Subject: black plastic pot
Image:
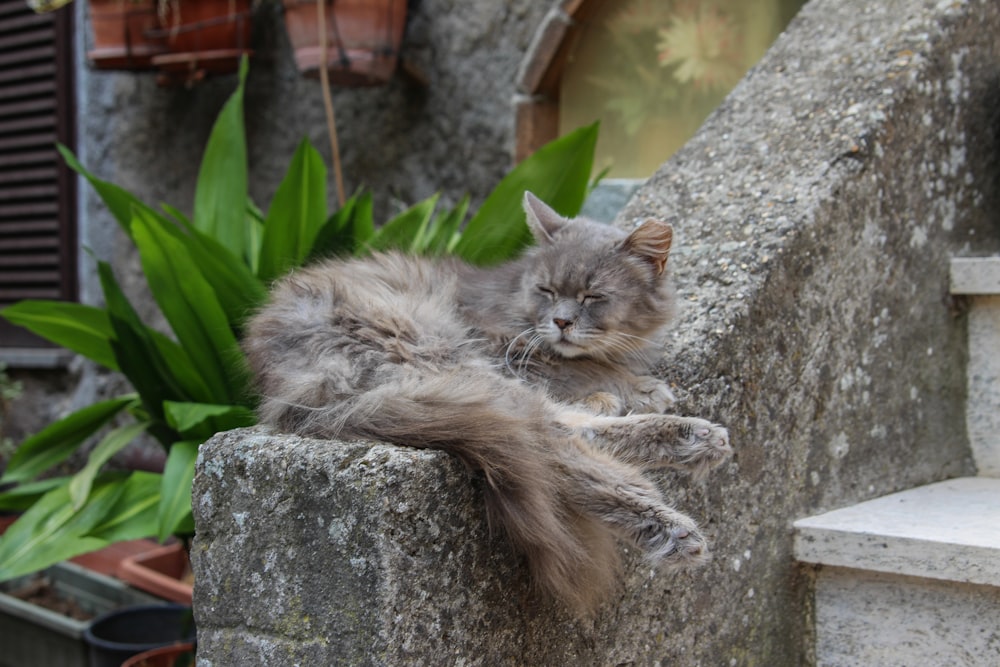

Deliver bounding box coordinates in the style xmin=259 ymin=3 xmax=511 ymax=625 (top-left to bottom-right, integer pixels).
xmin=83 ymin=603 xmax=196 ymax=667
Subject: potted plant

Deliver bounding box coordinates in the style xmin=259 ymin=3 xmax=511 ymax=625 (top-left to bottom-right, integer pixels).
xmin=152 ymin=0 xmax=255 ymax=84
xmin=0 ymin=56 xmax=598 ymax=593
xmin=87 ymin=0 xmax=167 ymax=70
xmin=28 ymin=0 xmax=254 ymax=81
xmin=282 ymin=0 xmax=407 ymax=86
xmin=122 ymin=641 xmax=196 ymax=667
xmin=0 ymin=560 xmax=160 ymax=667
xmin=84 ymin=603 xmax=195 ymax=667
xmin=117 ymin=541 xmax=192 ymax=604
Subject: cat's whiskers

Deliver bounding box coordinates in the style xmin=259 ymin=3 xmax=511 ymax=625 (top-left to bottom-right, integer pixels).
xmin=504 ymin=327 xmax=538 ymax=377
xmin=590 ymin=330 xmax=656 ymax=362
xmin=518 ymin=332 xmax=547 ymax=375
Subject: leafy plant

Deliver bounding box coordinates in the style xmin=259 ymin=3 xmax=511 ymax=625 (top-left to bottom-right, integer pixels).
xmin=0 ymin=59 xmax=598 ymax=581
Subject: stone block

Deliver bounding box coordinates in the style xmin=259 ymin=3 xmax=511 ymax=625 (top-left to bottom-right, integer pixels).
xmin=951 ymin=258 xmax=1000 ymax=295
xmin=194 ymin=0 xmax=1000 ymax=663
xmin=794 ymin=477 xmax=1000 ymax=586
xmin=192 ymin=428 xmax=596 ymax=665
xmin=814 ymin=567 xmax=1000 ymax=667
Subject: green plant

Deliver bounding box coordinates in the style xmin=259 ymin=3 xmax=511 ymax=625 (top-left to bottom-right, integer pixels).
xmin=0 ymin=59 xmax=598 ymax=581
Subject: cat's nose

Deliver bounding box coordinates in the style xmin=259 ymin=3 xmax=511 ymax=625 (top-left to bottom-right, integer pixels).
xmin=553 ymin=318 xmax=573 ymax=331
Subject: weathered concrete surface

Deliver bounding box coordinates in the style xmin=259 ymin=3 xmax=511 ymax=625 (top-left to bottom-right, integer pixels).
xmin=194 ymin=0 xmax=1000 ymax=664
xmin=194 ymin=429 xmax=589 ymax=666
xmin=814 ymin=567 xmax=1000 ymax=666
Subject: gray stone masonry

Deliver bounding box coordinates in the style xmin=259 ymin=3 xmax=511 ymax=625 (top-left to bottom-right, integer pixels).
xmin=193 ymin=0 xmax=1000 ymax=664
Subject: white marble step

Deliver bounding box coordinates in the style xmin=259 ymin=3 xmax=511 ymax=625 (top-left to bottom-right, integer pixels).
xmin=951 ymin=257 xmax=1000 ymax=294
xmin=793 ymin=476 xmax=1000 ymax=586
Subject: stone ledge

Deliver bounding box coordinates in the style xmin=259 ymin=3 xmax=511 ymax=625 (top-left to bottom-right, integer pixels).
xmin=951 ymin=258 xmax=1000 ymax=295
xmin=793 ymin=477 xmax=1000 ymax=586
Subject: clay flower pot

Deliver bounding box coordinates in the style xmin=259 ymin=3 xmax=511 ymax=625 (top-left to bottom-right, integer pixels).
xmin=151 ymin=0 xmax=253 ymax=83
xmin=87 ymin=0 xmax=167 ymax=70
xmin=121 ymin=640 xmax=196 ymax=667
xmin=116 ymin=542 xmax=193 ymax=605
xmin=282 ymin=0 xmax=407 ymax=86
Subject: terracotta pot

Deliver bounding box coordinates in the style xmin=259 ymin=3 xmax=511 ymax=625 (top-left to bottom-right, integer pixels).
xmin=70 ymin=539 xmax=161 ymax=578
xmin=282 ymin=0 xmax=407 ymax=86
xmin=151 ymin=0 xmax=253 ymax=81
xmin=116 ymin=543 xmax=193 ymax=605
xmin=121 ymin=641 xmax=196 ymax=667
xmin=87 ymin=0 xmax=166 ymax=70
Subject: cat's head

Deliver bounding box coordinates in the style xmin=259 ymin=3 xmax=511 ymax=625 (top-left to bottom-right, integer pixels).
xmin=519 ymin=192 xmax=675 ymax=361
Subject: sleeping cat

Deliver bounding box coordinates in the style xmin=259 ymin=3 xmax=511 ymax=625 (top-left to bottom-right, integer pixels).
xmin=243 ymin=192 xmax=731 ymax=616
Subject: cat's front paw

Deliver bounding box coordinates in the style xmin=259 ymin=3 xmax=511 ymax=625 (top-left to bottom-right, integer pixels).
xmin=630 ymin=376 xmax=676 ymax=414
xmin=675 ymin=418 xmax=732 ymax=479
xmin=581 ymin=392 xmax=624 ymax=416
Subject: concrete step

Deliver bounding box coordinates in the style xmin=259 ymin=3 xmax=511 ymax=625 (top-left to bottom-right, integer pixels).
xmin=794 ymin=477 xmax=1000 ymax=666
xmin=951 ymin=257 xmax=1000 ymax=476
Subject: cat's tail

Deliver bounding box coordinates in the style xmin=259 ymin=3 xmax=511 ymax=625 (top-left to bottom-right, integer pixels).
xmin=278 ymin=368 xmax=620 ymax=617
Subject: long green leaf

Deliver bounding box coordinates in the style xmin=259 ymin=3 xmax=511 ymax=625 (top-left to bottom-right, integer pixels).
xmin=131 ymin=210 xmax=243 ymax=403
xmin=163 ymin=401 xmax=256 ymax=441
xmin=68 ymin=422 xmax=148 ymax=510
xmin=453 ymin=122 xmax=599 ymax=265
xmin=258 ymin=139 xmax=328 ymax=282
xmin=157 ymin=441 xmax=199 ymax=542
xmin=0 ymin=301 xmax=118 ymax=370
xmin=307 ymin=195 xmax=360 ymax=262
xmin=87 ymin=471 xmax=161 ymax=543
xmin=194 ymin=57 xmax=250 ymax=263
xmin=0 ymin=475 xmax=127 ymax=581
xmin=367 ymin=194 xmax=439 ymax=254
xmin=58 ymin=144 xmax=158 ymax=239
xmin=184 ymin=227 xmax=267 ymax=331
xmin=0 ymin=477 xmax=68 ymax=512
xmin=1 ymin=396 xmax=136 ymax=485
xmin=140 ymin=206 xmax=266 ymax=335
xmin=98 ymin=262 xmax=196 ymax=432
xmin=428 ymin=196 xmax=470 ymax=255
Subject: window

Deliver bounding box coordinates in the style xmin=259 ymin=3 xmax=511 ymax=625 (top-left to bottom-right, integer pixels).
xmin=0 ymin=1 xmax=76 ymax=351
xmin=517 ymin=0 xmax=806 ymax=177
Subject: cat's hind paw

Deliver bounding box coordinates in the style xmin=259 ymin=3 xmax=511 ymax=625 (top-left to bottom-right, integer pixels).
xmin=644 ymin=516 xmax=710 ymax=568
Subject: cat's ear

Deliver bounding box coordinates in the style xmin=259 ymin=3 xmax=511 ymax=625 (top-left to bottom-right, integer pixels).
xmin=622 ymin=220 xmax=673 ymax=276
xmin=523 ymin=191 xmax=567 ymax=244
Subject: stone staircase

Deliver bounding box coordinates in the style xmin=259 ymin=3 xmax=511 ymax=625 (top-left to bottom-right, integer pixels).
xmin=793 ymin=258 xmax=1000 ymax=666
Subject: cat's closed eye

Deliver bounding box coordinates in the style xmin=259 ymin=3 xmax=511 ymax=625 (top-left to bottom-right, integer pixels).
xmin=581 ymin=294 xmax=604 ymax=305
xmin=537 ymin=285 xmax=555 ymax=299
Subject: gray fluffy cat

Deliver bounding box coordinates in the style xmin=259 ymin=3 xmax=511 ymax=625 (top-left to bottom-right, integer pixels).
xmin=244 ymin=192 xmax=731 ymax=616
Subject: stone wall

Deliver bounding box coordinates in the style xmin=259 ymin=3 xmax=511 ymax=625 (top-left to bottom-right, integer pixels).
xmin=192 ymin=0 xmax=999 ymax=663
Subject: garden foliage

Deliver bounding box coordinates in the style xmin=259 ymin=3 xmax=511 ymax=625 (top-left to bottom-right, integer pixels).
xmin=0 ymin=60 xmax=598 ymax=580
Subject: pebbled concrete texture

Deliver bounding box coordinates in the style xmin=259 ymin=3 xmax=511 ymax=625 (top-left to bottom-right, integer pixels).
xmin=193 ymin=0 xmax=1000 ymax=664
xmin=814 ymin=567 xmax=1000 ymax=667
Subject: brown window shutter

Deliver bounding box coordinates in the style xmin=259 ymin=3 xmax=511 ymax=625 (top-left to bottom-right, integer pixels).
xmin=0 ymin=0 xmax=76 ymax=349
